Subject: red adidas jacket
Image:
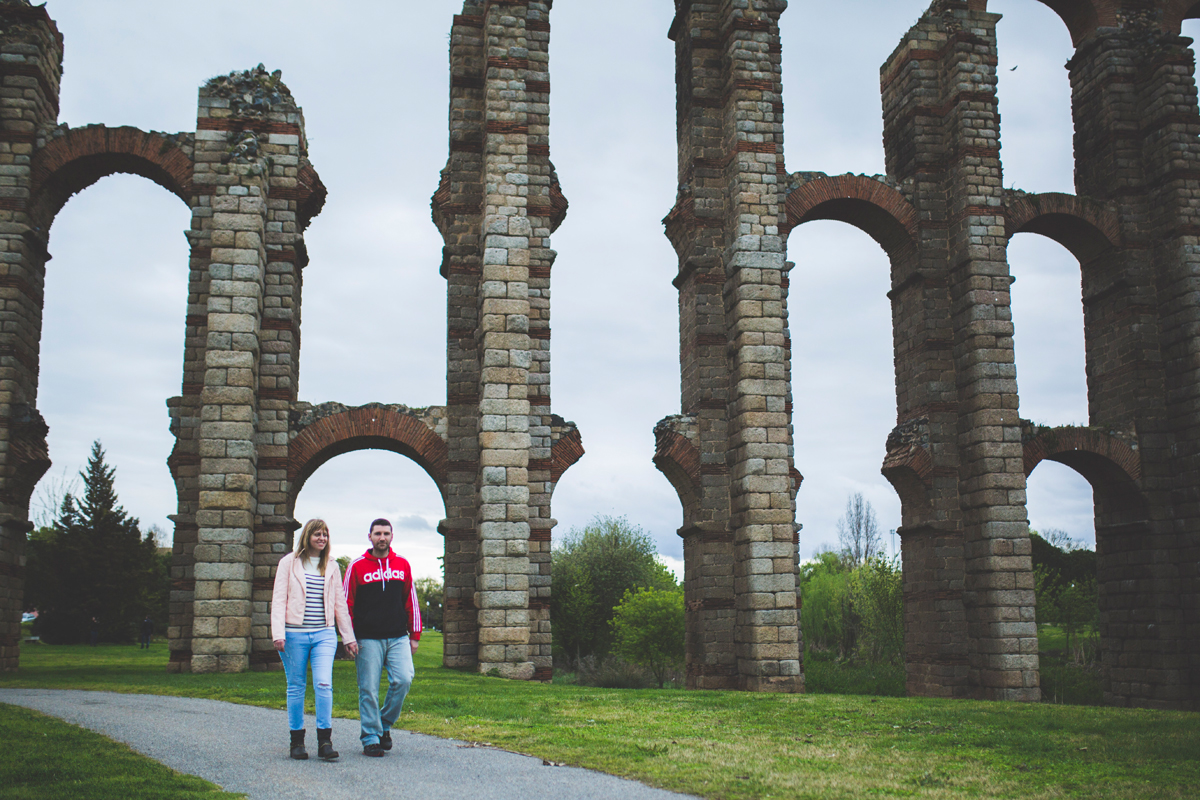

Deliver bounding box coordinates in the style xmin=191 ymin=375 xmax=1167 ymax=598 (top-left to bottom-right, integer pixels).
xmin=342 ymin=548 xmax=422 ymax=642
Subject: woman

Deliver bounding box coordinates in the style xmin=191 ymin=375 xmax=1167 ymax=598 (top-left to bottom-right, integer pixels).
xmin=271 ymin=518 xmax=358 ymax=760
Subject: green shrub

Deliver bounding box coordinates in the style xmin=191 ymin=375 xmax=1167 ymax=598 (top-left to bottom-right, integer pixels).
xmin=848 ymin=556 xmax=903 ymax=664
xmin=574 ymin=654 xmax=658 ymax=689
xmin=551 ymin=515 xmax=676 ymax=662
xmin=610 ymin=587 xmax=685 ymax=688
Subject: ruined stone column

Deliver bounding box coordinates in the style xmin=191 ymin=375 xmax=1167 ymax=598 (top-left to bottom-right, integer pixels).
xmin=660 ymin=0 xmax=802 ymax=692
xmin=881 ymin=2 xmax=1037 ymax=701
xmin=185 ymin=68 xmax=282 ymax=674
xmin=0 ymin=0 xmax=58 ymax=671
xmin=437 ymin=7 xmax=488 ymax=670
xmin=1066 ymin=13 xmax=1200 ymax=710
xmin=434 ymin=0 xmax=573 ymax=679
xmin=719 ymin=0 xmax=802 ymax=692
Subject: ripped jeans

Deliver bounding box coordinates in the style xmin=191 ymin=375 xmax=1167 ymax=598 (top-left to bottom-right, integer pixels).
xmin=280 ymin=626 xmax=337 ymax=730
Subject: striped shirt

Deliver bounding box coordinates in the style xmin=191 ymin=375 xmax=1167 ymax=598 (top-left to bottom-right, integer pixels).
xmin=287 ymin=558 xmax=330 ymax=629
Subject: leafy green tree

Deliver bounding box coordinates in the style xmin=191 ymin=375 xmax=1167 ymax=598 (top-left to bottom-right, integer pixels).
xmin=1031 ymin=529 xmax=1099 ymax=662
xmin=848 ymin=555 xmax=903 ymax=664
xmin=551 ymin=515 xmax=676 ymax=661
xmin=799 ymin=549 xmax=854 ymax=656
xmin=24 ymin=442 xmax=165 ymax=643
xmin=610 ymin=587 xmax=685 ymax=688
xmin=414 ymin=577 xmax=443 ymax=631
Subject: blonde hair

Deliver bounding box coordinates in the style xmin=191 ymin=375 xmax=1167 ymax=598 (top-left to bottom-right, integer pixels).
xmin=295 ymin=518 xmax=331 ymax=575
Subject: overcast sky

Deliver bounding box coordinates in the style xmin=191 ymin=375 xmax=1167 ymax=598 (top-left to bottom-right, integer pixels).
xmin=32 ymin=0 xmax=1183 ymax=579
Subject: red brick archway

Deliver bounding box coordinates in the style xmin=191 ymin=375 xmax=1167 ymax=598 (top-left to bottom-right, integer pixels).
xmin=29 ymin=125 xmax=193 ymax=228
xmin=653 ymin=424 xmax=702 ymax=527
xmin=288 ymin=406 xmax=449 ymax=509
xmin=974 ymin=1 xmax=1200 ymax=46
xmin=1023 ymin=425 xmax=1144 ymax=509
xmin=1005 ymin=192 xmax=1120 ymax=264
xmin=1164 ymin=0 xmax=1200 ymax=33
xmin=785 ymin=174 xmax=919 ymax=267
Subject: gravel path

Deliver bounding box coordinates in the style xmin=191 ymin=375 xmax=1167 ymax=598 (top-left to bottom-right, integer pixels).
xmin=0 ymin=688 xmax=697 ymax=800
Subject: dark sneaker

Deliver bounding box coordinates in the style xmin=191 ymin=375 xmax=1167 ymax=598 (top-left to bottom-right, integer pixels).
xmin=363 ymin=743 xmax=385 ymax=757
xmin=380 ymin=731 xmax=393 ymax=751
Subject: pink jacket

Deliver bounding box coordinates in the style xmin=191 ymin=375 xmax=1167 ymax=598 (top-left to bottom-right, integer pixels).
xmin=270 ymin=552 xmax=356 ymax=644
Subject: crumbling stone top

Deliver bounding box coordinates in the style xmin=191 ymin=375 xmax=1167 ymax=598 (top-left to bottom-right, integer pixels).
xmin=202 ymin=63 xmax=294 ymax=118
xmin=290 ymin=401 xmax=446 ymax=437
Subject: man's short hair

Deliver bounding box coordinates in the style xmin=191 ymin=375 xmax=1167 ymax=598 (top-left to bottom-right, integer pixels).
xmin=369 ymin=517 xmax=392 ymax=533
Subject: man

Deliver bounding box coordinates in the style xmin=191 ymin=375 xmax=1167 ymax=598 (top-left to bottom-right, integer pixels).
xmin=139 ymin=616 xmax=154 ymax=649
xmin=343 ymin=518 xmax=421 ymax=757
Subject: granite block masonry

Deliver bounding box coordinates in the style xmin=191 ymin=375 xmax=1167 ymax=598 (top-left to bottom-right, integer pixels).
xmin=0 ymin=0 xmax=1193 ymax=709
xmin=654 ymin=0 xmax=1198 ymax=708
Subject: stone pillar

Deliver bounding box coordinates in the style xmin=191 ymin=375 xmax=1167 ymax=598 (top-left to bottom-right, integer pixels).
xmin=879 ymin=6 xmax=970 ymax=699
xmin=434 ymin=0 xmax=571 ymax=679
xmin=520 ymin=1 xmax=564 ymax=682
xmin=661 ymin=0 xmax=802 ymax=692
xmin=185 ymin=67 xmax=283 ymax=674
xmin=881 ymin=2 xmax=1037 ymax=701
xmin=437 ymin=5 xmax=488 ymax=671
xmin=472 ymin=0 xmax=540 ymax=682
xmin=719 ymin=0 xmax=801 ymax=693
xmin=252 ymin=86 xmax=315 ymax=671
xmin=1066 ymin=13 xmax=1200 ymax=710
xmin=0 ymin=1 xmax=59 ymax=671
xmin=934 ymin=5 xmax=1037 ymax=703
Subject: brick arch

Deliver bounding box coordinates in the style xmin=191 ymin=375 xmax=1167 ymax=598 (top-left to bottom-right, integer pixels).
xmin=550 ymin=427 xmax=584 ymax=486
xmin=652 ymin=423 xmax=702 ymax=526
xmin=785 ymin=174 xmax=919 ymax=266
xmin=970 ymin=1 xmax=1108 ymax=47
xmin=1164 ymin=0 xmax=1200 ymax=32
xmin=1023 ymin=425 xmax=1144 ymax=509
xmin=29 ymin=125 xmax=193 ymax=229
xmin=882 ymin=443 xmax=935 ymax=514
xmin=975 ymin=1 xmax=1198 ymax=46
xmin=288 ymin=407 xmax=449 ymax=508
xmin=1005 ymin=192 xmax=1120 ymax=264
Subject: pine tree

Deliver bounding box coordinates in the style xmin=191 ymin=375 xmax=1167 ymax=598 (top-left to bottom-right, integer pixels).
xmin=25 ymin=441 xmax=166 ymax=643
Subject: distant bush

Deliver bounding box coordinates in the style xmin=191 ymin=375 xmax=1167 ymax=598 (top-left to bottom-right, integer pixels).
xmin=573 ymin=654 xmax=661 ymax=690
xmin=804 ymin=648 xmax=905 ymax=696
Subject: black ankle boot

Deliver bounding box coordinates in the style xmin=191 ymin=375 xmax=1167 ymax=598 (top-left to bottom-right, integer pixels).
xmin=317 ymin=728 xmax=338 ymax=761
xmin=289 ymin=729 xmax=308 ymax=760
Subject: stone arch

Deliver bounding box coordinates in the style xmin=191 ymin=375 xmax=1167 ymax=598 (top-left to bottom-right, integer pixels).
xmin=785 ymin=174 xmax=919 ymax=268
xmin=288 ymin=405 xmax=450 ymax=510
xmin=29 ymin=125 xmax=193 ymax=229
xmin=1022 ymin=424 xmax=1145 ymax=511
xmin=1004 ymin=191 xmax=1120 ymax=265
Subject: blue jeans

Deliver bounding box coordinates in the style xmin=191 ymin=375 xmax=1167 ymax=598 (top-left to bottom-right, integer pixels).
xmin=356 ymin=636 xmax=414 ymax=746
xmin=280 ymin=627 xmax=337 ymax=730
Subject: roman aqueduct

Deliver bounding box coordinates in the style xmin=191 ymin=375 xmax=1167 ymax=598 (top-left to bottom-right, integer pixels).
xmin=0 ymin=0 xmax=1195 ymax=710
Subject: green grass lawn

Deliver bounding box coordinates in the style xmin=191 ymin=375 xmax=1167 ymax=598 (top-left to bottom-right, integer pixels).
xmin=0 ymin=702 xmax=245 ymax=799
xmin=3 ymin=634 xmax=1197 ymax=799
